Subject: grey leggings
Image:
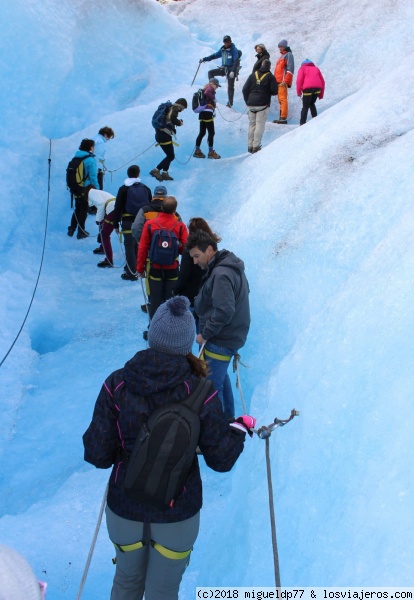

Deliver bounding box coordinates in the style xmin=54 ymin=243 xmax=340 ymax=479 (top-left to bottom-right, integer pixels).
xmin=106 ymin=506 xmax=200 ymax=600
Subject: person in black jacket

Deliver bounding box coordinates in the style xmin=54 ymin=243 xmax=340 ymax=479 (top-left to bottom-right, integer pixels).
xmin=242 ymin=59 xmax=278 ymax=153
xmin=113 ymin=165 xmax=152 ymax=281
xmin=83 ymin=296 xmax=255 ymax=600
xmin=252 ymin=43 xmax=270 ymax=72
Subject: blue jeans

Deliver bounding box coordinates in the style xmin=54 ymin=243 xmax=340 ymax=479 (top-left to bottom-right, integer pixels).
xmin=204 ymin=341 xmax=236 ymax=419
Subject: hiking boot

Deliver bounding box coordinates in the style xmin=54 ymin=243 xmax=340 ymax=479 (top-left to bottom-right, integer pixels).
xmin=97 ymin=259 xmax=113 ymax=268
xmin=121 ymin=272 xmax=138 ymax=281
xmin=248 ymin=147 xmax=253 ymax=153
xmin=226 ymin=102 xmax=233 ymax=108
xmin=150 ymin=168 xmax=163 ymax=181
xmin=252 ymin=146 xmax=262 ymax=153
xmin=93 ymin=246 xmax=105 ymax=254
xmin=161 ymin=171 xmax=174 ymax=181
xmin=193 ymin=148 xmax=206 ymax=158
xmin=67 ymin=226 xmax=75 ymax=237
xmin=77 ymin=230 xmax=90 ymax=239
xmin=208 ymin=150 xmax=221 ymax=159
xmin=273 ymin=118 xmax=288 ymax=124
xmin=141 ymin=303 xmax=149 ymax=313
xmin=143 ymin=330 xmax=149 ymax=341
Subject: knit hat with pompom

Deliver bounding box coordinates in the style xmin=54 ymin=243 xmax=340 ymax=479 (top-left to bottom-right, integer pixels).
xmin=0 ymin=545 xmax=42 ymax=600
xmin=148 ymin=296 xmax=195 ymax=356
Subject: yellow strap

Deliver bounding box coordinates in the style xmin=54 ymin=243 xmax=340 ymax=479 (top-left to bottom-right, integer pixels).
xmin=204 ymin=348 xmax=232 ymax=362
xmin=155 ymin=140 xmax=179 ymax=147
xmin=200 ymin=118 xmax=214 ymax=122
xmin=114 ymin=540 xmax=145 ymax=553
xmin=152 ymin=541 xmax=192 ymax=560
xmin=122 ymin=212 xmax=134 ymax=217
xmin=303 ymin=90 xmax=321 ymax=96
xmin=254 ymin=71 xmax=269 ymax=85
xmin=104 ymin=218 xmax=113 ymax=224
xmin=105 ymin=198 xmax=115 ymax=210
xmin=149 ymin=274 xmax=178 ymax=282
xmin=122 ymin=229 xmax=132 ymax=234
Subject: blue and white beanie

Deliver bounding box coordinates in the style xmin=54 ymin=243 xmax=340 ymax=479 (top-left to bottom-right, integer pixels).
xmin=148 ymin=296 xmax=195 ymax=356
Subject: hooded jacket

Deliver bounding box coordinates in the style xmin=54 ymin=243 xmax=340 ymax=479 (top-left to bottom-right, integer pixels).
xmin=74 ymin=149 xmax=99 ymax=189
xmin=242 ymin=62 xmax=278 ymax=107
xmin=274 ymin=46 xmax=295 ymax=86
xmin=296 ymin=60 xmax=325 ymax=98
xmin=203 ymin=42 xmax=240 ymax=71
xmin=88 ymin=189 xmax=115 ymax=222
xmin=83 ymin=349 xmax=246 ymax=523
xmin=194 ymin=250 xmax=250 ymax=351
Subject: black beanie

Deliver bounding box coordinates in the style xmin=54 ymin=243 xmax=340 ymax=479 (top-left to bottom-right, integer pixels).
xmin=176 ymin=98 xmax=188 ymax=109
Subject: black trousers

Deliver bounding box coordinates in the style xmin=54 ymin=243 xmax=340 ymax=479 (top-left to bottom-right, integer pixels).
xmin=208 ymin=66 xmax=235 ymax=105
xmin=148 ymin=267 xmax=179 ymax=319
xmin=155 ymin=130 xmax=175 ymax=172
xmin=97 ymin=169 xmax=104 ymax=190
xmin=300 ymin=89 xmax=320 ymax=125
xmin=70 ymin=194 xmax=88 ymax=233
xmin=121 ymin=219 xmax=137 ymax=275
xmin=195 ymin=112 xmax=215 ymax=148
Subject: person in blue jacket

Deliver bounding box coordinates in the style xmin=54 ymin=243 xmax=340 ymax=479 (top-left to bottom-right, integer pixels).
xmin=200 ymin=35 xmax=241 ymax=108
xmin=67 ymin=138 xmax=99 ymax=239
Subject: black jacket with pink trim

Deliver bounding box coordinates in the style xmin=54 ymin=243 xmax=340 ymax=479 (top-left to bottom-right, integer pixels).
xmin=83 ymin=349 xmax=246 ymax=523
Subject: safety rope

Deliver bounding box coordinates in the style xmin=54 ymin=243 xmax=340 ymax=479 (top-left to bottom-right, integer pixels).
xmin=174 ymin=145 xmax=197 ymax=166
xmin=105 ymin=143 xmax=156 ymax=180
xmin=215 ymin=103 xmax=247 ymax=122
xmin=75 ymin=482 xmax=109 ymax=600
xmin=0 ymin=140 xmax=52 ymax=369
xmin=232 ymin=353 xmax=249 ymax=414
xmin=252 ymin=410 xmax=300 ymax=588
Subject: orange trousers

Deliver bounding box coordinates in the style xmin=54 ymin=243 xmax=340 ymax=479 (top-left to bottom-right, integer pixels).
xmin=277 ymin=83 xmax=289 ymax=119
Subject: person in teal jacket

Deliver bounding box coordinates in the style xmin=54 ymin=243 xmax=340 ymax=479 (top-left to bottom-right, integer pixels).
xmin=200 ymin=35 xmax=241 ymax=107
xmin=67 ymin=139 xmax=99 ymax=240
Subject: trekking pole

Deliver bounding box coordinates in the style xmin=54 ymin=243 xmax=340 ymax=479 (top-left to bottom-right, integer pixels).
xmin=191 ymin=62 xmax=202 ymax=86
xmin=75 ymin=482 xmax=109 ymax=600
xmin=252 ymin=409 xmax=299 ymax=589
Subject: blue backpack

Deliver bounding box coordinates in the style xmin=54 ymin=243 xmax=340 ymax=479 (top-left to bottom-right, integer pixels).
xmin=125 ymin=183 xmax=150 ymax=216
xmin=149 ymin=220 xmax=179 ymax=266
xmin=152 ymin=101 xmax=172 ymax=130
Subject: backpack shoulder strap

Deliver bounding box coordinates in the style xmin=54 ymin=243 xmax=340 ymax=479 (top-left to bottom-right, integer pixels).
xmin=182 ymin=378 xmax=214 ymax=414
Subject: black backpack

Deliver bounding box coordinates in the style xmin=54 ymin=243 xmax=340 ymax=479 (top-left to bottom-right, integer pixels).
xmin=66 ymin=155 xmax=89 ymax=195
xmin=192 ymin=89 xmax=207 ymax=113
xmin=123 ymin=378 xmax=213 ymax=510
xmin=148 ymin=220 xmax=179 ymax=266
xmin=125 ymin=183 xmax=150 ymax=216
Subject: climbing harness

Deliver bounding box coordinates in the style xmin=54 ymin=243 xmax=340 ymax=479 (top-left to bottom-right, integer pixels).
xmin=75 ymin=482 xmax=109 ymax=600
xmin=252 ymin=409 xmax=299 ymax=589
xmin=0 ymin=141 xmax=52 ymax=369
xmin=151 ymin=541 xmax=192 ymax=561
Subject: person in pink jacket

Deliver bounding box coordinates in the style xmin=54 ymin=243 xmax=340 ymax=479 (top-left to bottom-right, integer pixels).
xmin=296 ymin=59 xmax=325 ymax=125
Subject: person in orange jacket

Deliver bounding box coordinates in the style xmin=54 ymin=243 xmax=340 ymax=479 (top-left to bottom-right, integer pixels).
xmin=272 ymin=39 xmax=294 ymax=124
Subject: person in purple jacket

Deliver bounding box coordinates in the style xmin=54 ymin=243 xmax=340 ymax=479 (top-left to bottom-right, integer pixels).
xmin=83 ymin=296 xmax=255 ymax=600
xmin=296 ymin=59 xmax=325 ymax=125
xmin=193 ymin=78 xmax=221 ymax=159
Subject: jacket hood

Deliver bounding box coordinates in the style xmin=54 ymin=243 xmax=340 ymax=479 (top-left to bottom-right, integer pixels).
xmin=209 ymin=249 xmax=245 ymax=276
xmin=124 ymin=177 xmax=141 ymax=186
xmin=75 ymin=150 xmax=94 ymax=158
xmin=123 ymin=348 xmax=192 ymax=397
xmin=259 ymin=61 xmax=271 ymax=73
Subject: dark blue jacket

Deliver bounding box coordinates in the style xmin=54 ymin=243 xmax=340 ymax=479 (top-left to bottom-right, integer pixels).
xmin=83 ymin=349 xmax=246 ymax=523
xmin=204 ymin=43 xmax=239 ymax=71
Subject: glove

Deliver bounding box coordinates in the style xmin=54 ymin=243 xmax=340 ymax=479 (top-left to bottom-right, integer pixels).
xmin=231 ymin=415 xmax=256 ymax=437
xmin=229 ymin=71 xmax=235 ymax=79
xmin=199 ymin=58 xmax=205 ymax=64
